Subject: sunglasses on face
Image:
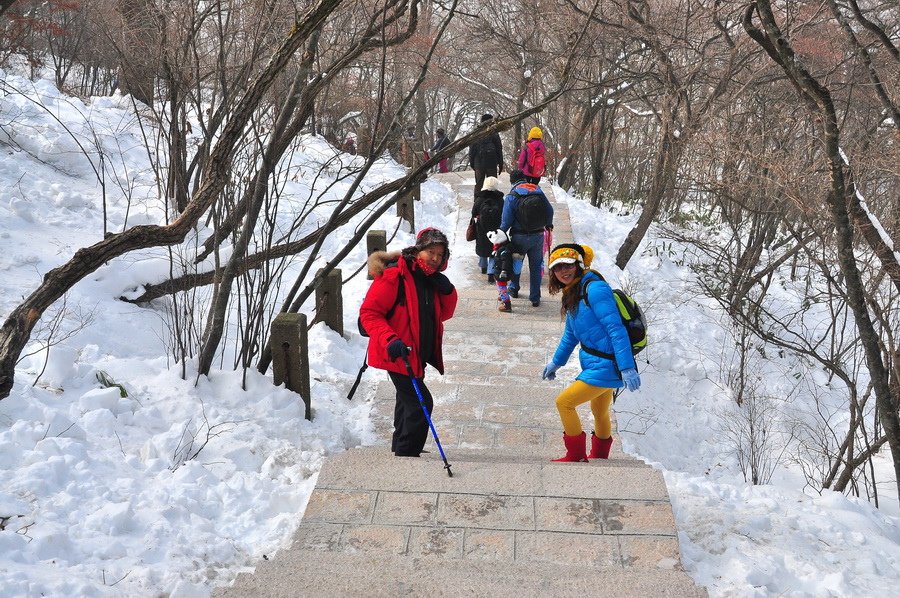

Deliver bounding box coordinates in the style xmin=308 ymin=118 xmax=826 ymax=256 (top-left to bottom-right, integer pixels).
xmin=552 ymin=262 xmax=577 ymax=271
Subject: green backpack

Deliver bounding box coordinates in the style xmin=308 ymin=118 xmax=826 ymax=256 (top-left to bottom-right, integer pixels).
xmin=581 ymin=274 xmax=647 ymax=359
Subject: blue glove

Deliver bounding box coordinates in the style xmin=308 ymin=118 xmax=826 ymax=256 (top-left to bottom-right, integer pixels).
xmin=387 ymin=339 xmax=410 ymax=361
xmin=621 ymin=368 xmax=641 ymax=392
xmin=542 ymin=362 xmax=560 ymax=381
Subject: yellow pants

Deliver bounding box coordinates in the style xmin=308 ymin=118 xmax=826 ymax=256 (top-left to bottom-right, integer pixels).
xmin=555 ymin=380 xmax=613 ymax=438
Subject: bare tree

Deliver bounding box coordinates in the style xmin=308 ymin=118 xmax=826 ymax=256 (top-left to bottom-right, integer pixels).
xmin=743 ymin=0 xmax=900 ymax=505
xmin=0 ymin=0 xmax=346 ymax=399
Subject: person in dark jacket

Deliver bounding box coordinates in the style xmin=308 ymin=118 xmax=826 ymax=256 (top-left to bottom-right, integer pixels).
xmin=430 ymin=128 xmax=451 ymax=173
xmin=500 ymin=169 xmax=554 ymax=307
xmin=471 ymin=176 xmax=505 ymax=281
xmin=541 ymin=244 xmax=641 ymax=462
xmin=468 ymin=113 xmax=504 ymax=196
xmin=359 ymin=228 xmax=458 ymax=457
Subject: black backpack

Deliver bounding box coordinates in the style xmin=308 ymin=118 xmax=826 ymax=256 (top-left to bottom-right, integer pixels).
xmin=478 ymin=137 xmax=498 ymax=165
xmin=478 ymin=198 xmax=503 ymax=232
xmin=357 ymin=275 xmax=405 ymax=337
xmin=516 ymin=192 xmax=548 ymax=231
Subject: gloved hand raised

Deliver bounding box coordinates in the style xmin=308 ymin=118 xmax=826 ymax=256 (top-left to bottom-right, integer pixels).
xmin=621 ymin=368 xmax=641 ymax=392
xmin=387 ymin=339 xmax=410 ymax=361
xmin=542 ymin=362 xmax=560 ymax=381
xmin=431 ymin=272 xmax=455 ymax=295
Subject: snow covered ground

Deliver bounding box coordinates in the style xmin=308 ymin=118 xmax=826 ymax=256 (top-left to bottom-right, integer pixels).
xmin=0 ymin=69 xmax=897 ymax=597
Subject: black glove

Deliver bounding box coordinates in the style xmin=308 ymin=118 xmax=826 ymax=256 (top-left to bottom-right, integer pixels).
xmin=387 ymin=339 xmax=410 ymax=361
xmin=431 ymin=272 xmax=455 ymax=295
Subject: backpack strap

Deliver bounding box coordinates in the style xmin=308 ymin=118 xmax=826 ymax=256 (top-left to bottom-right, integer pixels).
xmin=579 ymin=273 xmax=619 ymax=366
xmin=386 ymin=273 xmax=406 ymax=320
xmin=579 ymin=271 xmax=605 ymax=308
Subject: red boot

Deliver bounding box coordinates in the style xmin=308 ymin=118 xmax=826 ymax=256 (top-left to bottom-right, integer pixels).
xmin=588 ymin=432 xmax=613 ymax=459
xmin=552 ymin=432 xmax=589 ymax=462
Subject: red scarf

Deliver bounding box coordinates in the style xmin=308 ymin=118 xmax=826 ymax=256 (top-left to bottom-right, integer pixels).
xmin=415 ymin=257 xmax=437 ymax=276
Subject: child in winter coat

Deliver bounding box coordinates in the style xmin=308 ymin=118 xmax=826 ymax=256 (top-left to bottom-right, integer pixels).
xmin=486 ymin=229 xmax=518 ymax=312
xmin=517 ymin=126 xmax=547 ymax=185
xmin=540 ymin=243 xmax=641 ymax=462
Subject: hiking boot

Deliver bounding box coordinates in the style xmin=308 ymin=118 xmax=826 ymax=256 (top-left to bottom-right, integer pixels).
xmin=510 ymin=288 xmax=519 ymax=298
xmin=498 ymin=300 xmax=512 ymax=312
xmin=532 ymin=300 xmax=540 ymax=307
xmin=481 ymin=266 xmax=487 ymax=274
xmin=487 ymin=274 xmax=495 ymax=283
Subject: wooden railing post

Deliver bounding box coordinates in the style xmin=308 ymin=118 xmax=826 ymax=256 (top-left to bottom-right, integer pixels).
xmin=397 ymin=186 xmax=416 ymax=230
xmin=315 ymin=268 xmax=343 ymax=336
xmin=366 ymin=230 xmax=387 ymax=280
xmin=270 ymin=313 xmax=311 ymax=420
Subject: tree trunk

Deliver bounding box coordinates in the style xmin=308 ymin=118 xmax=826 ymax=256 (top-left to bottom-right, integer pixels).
xmin=557 ymin=96 xmax=607 ymax=190
xmin=615 ymin=96 xmax=680 ymax=269
xmin=116 ymin=0 xmax=162 ymax=106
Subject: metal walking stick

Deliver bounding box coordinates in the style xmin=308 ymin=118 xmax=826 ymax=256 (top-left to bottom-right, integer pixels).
xmin=402 ymin=356 xmax=453 ymax=477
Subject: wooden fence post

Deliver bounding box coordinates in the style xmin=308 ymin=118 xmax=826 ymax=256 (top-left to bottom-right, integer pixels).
xmin=397 ymin=186 xmax=416 ymax=230
xmin=315 ymin=268 xmax=343 ymax=336
xmin=366 ymin=230 xmax=387 ymax=280
xmin=270 ymin=313 xmax=311 ymax=420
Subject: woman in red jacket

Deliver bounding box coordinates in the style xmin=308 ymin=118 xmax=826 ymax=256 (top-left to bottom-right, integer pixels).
xmin=359 ymin=228 xmax=458 ymax=457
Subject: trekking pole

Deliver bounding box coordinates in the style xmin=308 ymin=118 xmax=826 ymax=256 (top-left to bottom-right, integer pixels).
xmin=402 ymin=356 xmax=453 ymax=477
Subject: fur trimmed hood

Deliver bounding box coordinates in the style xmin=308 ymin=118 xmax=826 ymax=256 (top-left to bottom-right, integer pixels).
xmin=367 ymin=250 xmax=402 ymax=279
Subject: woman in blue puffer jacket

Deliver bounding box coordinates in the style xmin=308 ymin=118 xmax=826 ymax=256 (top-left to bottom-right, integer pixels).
xmin=541 ymin=243 xmax=641 ymax=462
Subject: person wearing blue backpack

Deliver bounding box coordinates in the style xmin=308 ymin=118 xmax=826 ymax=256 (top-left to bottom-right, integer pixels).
xmin=541 ymin=243 xmax=641 ymax=462
xmin=500 ymin=169 xmax=554 ymax=307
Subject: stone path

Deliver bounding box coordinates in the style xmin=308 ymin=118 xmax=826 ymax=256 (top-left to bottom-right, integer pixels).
xmin=217 ymin=172 xmax=706 ymax=597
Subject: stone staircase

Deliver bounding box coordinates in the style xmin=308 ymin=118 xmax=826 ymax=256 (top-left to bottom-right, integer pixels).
xmin=215 ymin=172 xmax=706 ymax=597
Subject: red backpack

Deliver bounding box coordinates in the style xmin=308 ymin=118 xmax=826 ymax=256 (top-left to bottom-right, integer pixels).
xmin=527 ymin=141 xmax=546 ymax=176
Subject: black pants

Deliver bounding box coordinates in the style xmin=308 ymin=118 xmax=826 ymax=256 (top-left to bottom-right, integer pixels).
xmin=474 ymin=166 xmax=498 ymax=196
xmin=388 ymin=371 xmax=433 ymax=456
xmin=525 ymin=175 xmax=541 ymax=185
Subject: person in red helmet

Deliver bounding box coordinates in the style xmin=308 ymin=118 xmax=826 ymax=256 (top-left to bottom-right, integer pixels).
xmin=359 ymin=228 xmax=458 ymax=457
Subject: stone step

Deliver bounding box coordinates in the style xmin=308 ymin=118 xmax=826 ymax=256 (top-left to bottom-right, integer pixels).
xmin=366 ymin=379 xmax=630 ymax=458
xmin=311 ymin=447 xmax=660 ymax=497
xmin=213 ymin=548 xmax=706 ymax=598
